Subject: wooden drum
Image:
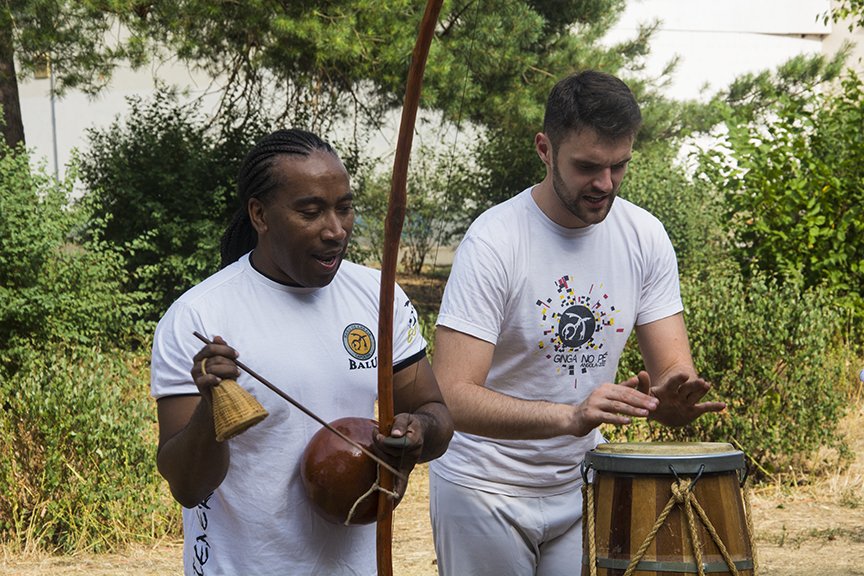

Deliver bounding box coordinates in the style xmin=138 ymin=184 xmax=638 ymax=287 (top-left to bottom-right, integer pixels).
xmin=581 ymin=442 xmax=755 ymax=576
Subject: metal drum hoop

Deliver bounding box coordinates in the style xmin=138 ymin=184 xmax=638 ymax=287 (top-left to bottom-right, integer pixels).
xmin=581 ymin=442 xmax=746 ymax=483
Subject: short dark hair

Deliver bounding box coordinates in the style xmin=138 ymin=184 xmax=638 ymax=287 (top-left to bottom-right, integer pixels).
xmin=542 ymin=70 xmax=642 ymax=148
xmin=220 ymin=129 xmax=338 ymax=268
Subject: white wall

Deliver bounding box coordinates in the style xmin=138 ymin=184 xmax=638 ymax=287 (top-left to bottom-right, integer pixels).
xmin=603 ymin=0 xmax=841 ymax=100
xmin=18 ymin=62 xmax=217 ymax=178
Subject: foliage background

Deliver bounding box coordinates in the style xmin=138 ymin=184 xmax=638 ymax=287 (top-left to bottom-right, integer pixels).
xmin=1 ymin=0 xmax=863 ymax=555
xmin=0 ymin=142 xmax=169 ymax=552
xmin=78 ymin=90 xmax=269 ymax=322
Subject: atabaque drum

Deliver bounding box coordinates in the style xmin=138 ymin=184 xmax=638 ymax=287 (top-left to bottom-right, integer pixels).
xmin=581 ymin=442 xmax=754 ymax=575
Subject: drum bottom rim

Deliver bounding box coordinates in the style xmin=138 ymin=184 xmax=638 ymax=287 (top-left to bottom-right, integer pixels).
xmin=585 ymin=556 xmax=754 ymax=573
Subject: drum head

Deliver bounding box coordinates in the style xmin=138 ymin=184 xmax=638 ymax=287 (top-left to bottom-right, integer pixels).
xmin=584 ymin=442 xmax=745 ymax=475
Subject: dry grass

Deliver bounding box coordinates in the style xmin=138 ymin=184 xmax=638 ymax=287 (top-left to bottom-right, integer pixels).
xmin=0 ymin=467 xmax=437 ymax=576
xmin=749 ymin=403 xmax=864 ymax=575
xmin=4 ymin=406 xmax=864 ymax=575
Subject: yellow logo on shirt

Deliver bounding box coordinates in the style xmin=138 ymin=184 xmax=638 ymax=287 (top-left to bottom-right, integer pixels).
xmin=342 ymin=323 xmax=376 ymax=361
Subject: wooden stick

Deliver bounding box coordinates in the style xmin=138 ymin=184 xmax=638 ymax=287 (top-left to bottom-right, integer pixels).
xmin=376 ymin=1 xmax=445 ymax=574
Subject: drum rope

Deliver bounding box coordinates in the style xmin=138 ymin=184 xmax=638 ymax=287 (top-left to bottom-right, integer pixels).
xmin=682 ymin=479 xmax=742 ymax=576
xmin=618 ymin=478 xmax=687 ymax=576
xmin=681 ymin=486 xmax=706 ymax=574
xmin=622 ymin=478 xmax=741 ymax=576
xmin=584 ymin=481 xmax=598 ymax=576
xmin=343 ymin=464 xmax=400 ymax=526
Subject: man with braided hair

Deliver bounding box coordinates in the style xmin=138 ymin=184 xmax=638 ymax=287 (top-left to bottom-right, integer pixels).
xmin=151 ymin=128 xmax=453 ymax=575
xmin=429 ymin=70 xmax=726 ymax=575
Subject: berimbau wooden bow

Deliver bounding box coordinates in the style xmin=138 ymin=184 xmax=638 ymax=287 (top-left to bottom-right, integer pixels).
xmin=376 ymin=1 xmax=444 ymax=574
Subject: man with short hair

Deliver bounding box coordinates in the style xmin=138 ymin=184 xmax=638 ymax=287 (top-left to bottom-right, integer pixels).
xmin=429 ymin=70 xmax=725 ymax=576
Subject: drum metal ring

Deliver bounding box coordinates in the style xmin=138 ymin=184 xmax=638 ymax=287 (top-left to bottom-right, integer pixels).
xmin=583 ymin=443 xmax=745 ymax=476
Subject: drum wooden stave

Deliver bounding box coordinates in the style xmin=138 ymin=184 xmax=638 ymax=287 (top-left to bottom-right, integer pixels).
xmin=582 ymin=442 xmax=755 ymax=576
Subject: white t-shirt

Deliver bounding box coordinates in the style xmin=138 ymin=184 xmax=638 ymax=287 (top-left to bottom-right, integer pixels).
xmin=430 ymin=189 xmax=682 ymax=496
xmin=151 ymin=254 xmax=426 ymax=576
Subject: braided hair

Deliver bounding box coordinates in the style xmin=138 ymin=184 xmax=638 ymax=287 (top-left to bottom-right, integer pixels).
xmin=220 ymin=129 xmax=337 ymax=268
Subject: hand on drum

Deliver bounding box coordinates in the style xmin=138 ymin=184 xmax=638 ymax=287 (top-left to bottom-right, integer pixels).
xmin=374 ymin=411 xmax=427 ymax=500
xmin=644 ymin=370 xmax=727 ymax=427
xmin=191 ymin=335 xmax=241 ymax=404
xmin=569 ymin=372 xmax=658 ymax=437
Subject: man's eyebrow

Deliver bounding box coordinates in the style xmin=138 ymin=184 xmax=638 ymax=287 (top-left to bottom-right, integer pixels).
xmin=292 ymin=192 xmax=354 ymax=206
xmin=573 ymin=156 xmax=632 ymax=167
xmin=292 ymin=195 xmax=325 ymax=206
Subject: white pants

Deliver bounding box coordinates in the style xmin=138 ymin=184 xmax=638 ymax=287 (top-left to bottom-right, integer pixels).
xmin=430 ymin=471 xmax=584 ymax=576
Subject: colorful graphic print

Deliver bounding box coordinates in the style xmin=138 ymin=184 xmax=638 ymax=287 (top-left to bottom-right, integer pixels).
xmin=536 ymin=275 xmax=625 ymax=376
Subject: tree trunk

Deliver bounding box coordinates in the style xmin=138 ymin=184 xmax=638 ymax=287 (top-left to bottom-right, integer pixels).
xmin=0 ymin=22 xmax=25 ymax=149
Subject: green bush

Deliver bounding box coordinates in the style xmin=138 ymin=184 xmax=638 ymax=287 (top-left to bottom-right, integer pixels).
xmin=684 ymin=264 xmax=849 ymax=471
xmin=701 ymin=72 xmax=864 ymax=329
xmin=614 ymin=260 xmax=852 ymax=478
xmin=0 ymin=145 xmax=145 ymax=369
xmin=620 ymin=142 xmax=726 ymax=275
xmin=79 ymin=89 xmax=268 ymax=322
xmin=0 ymin=143 xmax=176 ymax=552
xmin=0 ymin=344 xmax=175 ymax=552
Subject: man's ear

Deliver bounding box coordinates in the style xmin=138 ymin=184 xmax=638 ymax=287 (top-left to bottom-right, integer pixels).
xmin=248 ymin=197 xmax=267 ymax=235
xmin=535 ymin=133 xmax=552 ymax=167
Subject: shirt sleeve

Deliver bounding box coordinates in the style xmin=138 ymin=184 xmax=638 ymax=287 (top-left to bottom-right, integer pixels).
xmin=435 ymin=233 xmax=510 ymax=345
xmin=150 ymin=301 xmax=206 ymax=399
xmin=635 ymin=224 xmax=684 ymax=326
xmin=392 ymin=282 xmax=428 ymax=364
